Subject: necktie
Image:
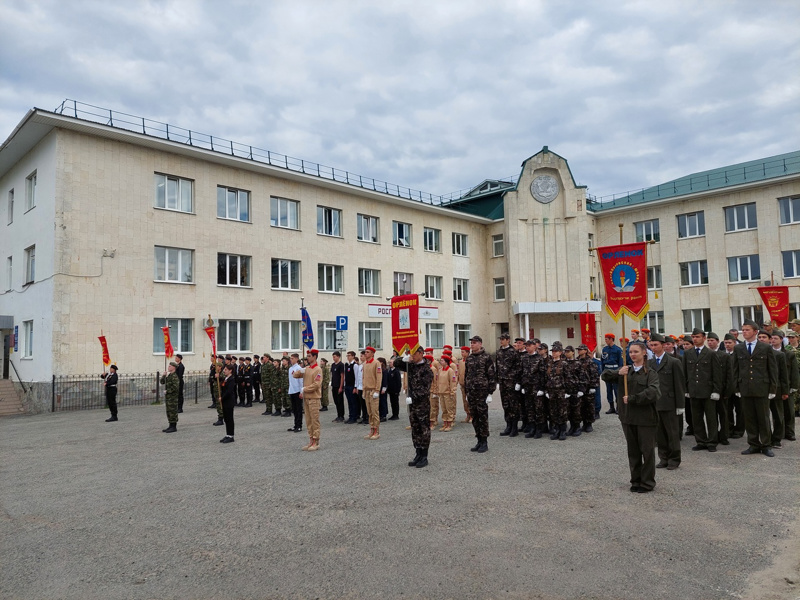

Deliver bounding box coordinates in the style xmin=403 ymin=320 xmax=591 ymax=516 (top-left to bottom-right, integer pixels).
xmin=748 ymin=343 xmax=753 ymax=355
xmin=696 ymin=348 xmax=700 ymax=356
xmin=656 ymin=357 xmax=661 ymax=366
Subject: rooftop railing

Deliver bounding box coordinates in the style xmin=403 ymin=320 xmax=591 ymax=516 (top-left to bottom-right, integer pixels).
xmin=53 ymin=99 xmax=514 ymax=207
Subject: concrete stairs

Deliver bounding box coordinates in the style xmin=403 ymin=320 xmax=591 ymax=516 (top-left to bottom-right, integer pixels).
xmin=0 ymin=379 xmax=25 ymax=416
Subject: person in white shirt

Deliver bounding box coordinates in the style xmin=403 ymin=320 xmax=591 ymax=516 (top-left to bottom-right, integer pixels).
xmin=287 ymin=354 xmax=304 ymax=433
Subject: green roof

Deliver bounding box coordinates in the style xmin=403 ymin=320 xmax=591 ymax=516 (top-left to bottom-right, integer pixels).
xmin=587 ymin=150 xmax=800 ymax=212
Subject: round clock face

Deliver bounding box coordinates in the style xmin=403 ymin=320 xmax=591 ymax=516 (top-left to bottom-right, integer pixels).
xmin=530 ymin=175 xmax=559 ymax=204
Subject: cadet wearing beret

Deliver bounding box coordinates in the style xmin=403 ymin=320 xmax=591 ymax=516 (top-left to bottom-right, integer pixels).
xmin=647 ymin=334 xmax=684 ymax=469
xmin=102 ymin=364 xmax=119 ymax=422
xmin=601 ymin=334 xmax=623 ymax=414
xmin=160 ymin=362 xmax=180 ymax=433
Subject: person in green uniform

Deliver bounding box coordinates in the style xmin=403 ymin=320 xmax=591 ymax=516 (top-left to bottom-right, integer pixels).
xmin=160 ymin=361 xmax=180 ymax=433
xmin=320 ymin=358 xmax=331 ymax=411
xmin=211 ymin=361 xmax=224 ymax=426
xmin=602 ymin=341 xmax=661 ymax=493
xmin=279 ymin=357 xmax=292 ymax=416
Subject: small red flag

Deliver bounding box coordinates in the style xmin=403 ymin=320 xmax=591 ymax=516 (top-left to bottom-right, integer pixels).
xmin=579 ymin=313 xmax=597 ymax=352
xmin=204 ymin=326 xmax=217 ymax=358
xmin=162 ymin=326 xmax=174 ymax=359
xmin=98 ymin=336 xmax=111 ymax=366
xmin=757 ymin=286 xmax=790 ymax=326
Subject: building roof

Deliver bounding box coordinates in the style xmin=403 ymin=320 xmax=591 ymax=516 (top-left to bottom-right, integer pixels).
xmin=587 ymin=149 xmax=800 ymax=212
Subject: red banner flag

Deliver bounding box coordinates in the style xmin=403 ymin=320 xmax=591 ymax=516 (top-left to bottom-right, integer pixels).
xmin=391 ymin=294 xmax=421 ymax=355
xmin=98 ymin=336 xmax=111 ymax=366
xmin=598 ymin=242 xmax=650 ymax=322
xmin=757 ymin=286 xmax=790 ymax=326
xmin=162 ymin=326 xmax=174 ymax=358
xmin=204 ymin=326 xmax=217 ymax=357
xmin=579 ymin=313 xmax=597 ymax=352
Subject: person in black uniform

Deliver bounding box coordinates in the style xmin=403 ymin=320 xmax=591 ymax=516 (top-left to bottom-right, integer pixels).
xmin=330 ymin=351 xmax=345 ymax=422
xmin=251 ymin=354 xmax=262 ymax=404
xmin=175 ymin=354 xmax=185 ymax=413
xmin=220 ymin=363 xmax=237 ymax=443
xmin=102 ymin=364 xmax=119 ymax=422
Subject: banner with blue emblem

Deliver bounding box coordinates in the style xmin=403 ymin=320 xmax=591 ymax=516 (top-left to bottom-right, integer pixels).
xmin=300 ymin=307 xmax=314 ymax=349
xmin=598 ymin=242 xmax=649 ymax=322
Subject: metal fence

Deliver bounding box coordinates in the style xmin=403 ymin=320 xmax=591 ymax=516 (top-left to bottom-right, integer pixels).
xmin=51 ymin=371 xmax=213 ymax=412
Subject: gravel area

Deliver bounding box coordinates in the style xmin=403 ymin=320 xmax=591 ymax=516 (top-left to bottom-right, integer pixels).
xmin=1 ymin=396 xmax=798 ymax=600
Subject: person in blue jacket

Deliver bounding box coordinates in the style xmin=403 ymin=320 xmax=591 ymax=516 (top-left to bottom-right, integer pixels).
xmin=601 ymin=333 xmax=623 ymax=414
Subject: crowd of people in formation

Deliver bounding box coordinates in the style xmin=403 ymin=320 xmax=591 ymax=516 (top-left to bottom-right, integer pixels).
xmin=101 ymin=317 xmax=799 ymax=487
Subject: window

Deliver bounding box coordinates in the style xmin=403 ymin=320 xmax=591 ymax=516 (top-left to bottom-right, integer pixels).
xmin=217 ymin=253 xmax=251 ymax=287
xmin=271 ymin=259 xmax=301 ymax=290
xmin=635 ymin=219 xmax=660 ymax=242
xmin=790 ymin=303 xmax=800 ymax=323
xmin=24 ymin=245 xmax=35 ymax=284
xmin=589 ymin=276 xmax=597 ymax=300
xmin=778 ymin=196 xmax=800 ymax=225
xmin=683 ymin=308 xmax=711 ymax=333
xmin=393 ymin=221 xmax=412 ymax=247
xmin=640 ymin=311 xmax=665 ymax=334
xmin=23 ymin=320 xmax=33 ymax=357
xmin=358 ymin=322 xmax=383 ymax=350
xmin=727 ymin=255 xmax=761 ymax=283
xmin=154 ymin=173 xmax=193 ymax=213
xmin=357 ymin=214 xmax=379 ymax=243
xmin=316 ymin=206 xmax=341 ymax=237
xmin=423 ymin=227 xmax=441 ymax=252
xmin=154 ymin=246 xmax=193 ymax=283
xmin=152 ymin=318 xmax=193 ymax=353
xmin=318 ymin=263 xmax=343 ymax=293
xmin=217 ymin=186 xmax=250 ymax=222
xmin=219 ymin=320 xmax=250 ymax=353
xmin=453 ymin=278 xmax=469 ymax=302
xmin=394 ymin=272 xmax=413 ymax=296
xmin=494 ymin=277 xmax=506 ymax=301
xmin=453 ymin=233 xmax=469 ymax=256
xmin=731 ymin=306 xmax=764 ymax=330
xmin=7 ymin=189 xmax=12 ymax=224
xmin=724 ymin=203 xmax=757 ymax=232
xmin=318 ymin=321 xmax=337 ymax=351
xmin=5 ymin=256 xmax=10 ymax=291
xmin=358 ymin=268 xmax=380 ymax=296
xmin=272 ymin=320 xmax=300 ymax=351
xmin=25 ymin=172 xmax=36 ymax=211
xmin=677 ymin=211 xmax=705 ymax=238
xmin=679 ymin=260 xmax=708 ymax=286
xmin=270 ymin=196 xmax=299 ymax=229
xmin=491 ymin=234 xmax=504 ymax=257
xmin=454 ymin=324 xmax=471 ymax=347
xmin=425 ymin=275 xmax=442 ymax=300
xmin=647 ymin=266 xmax=662 ymax=290
xmin=783 ymin=250 xmax=800 ymax=278
xmin=425 ymin=323 xmax=444 ymax=349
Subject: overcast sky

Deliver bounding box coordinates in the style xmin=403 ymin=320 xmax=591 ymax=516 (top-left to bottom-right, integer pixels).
xmin=1 ymin=0 xmax=798 ymax=199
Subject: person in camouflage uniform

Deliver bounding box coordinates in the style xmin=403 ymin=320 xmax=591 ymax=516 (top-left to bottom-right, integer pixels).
xmin=259 ymin=355 xmax=275 ymax=415
xmin=546 ymin=343 xmax=569 ymax=440
xmin=465 ymin=335 xmax=497 ymax=453
xmin=160 ymin=361 xmax=180 ymax=433
xmin=577 ymin=344 xmax=600 ymax=432
xmin=783 ymin=331 xmax=799 ymax=440
xmin=563 ymin=346 xmax=588 ymax=437
xmin=495 ymin=332 xmax=521 ymax=437
xmin=211 ymin=361 xmax=225 ymax=425
xmin=279 ymin=357 xmax=292 ymax=415
xmin=320 ymin=358 xmax=331 ymax=411
xmin=394 ymin=347 xmax=435 ymax=468
xmin=521 ymin=339 xmax=544 ymax=439
xmin=787 ymin=331 xmax=800 ymax=421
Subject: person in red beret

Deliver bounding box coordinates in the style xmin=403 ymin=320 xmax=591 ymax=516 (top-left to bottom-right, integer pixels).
xmin=602 ymin=333 xmax=623 ymax=414
xmin=361 ymin=346 xmax=382 ymax=440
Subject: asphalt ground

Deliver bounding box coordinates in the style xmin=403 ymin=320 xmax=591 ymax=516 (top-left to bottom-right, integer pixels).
xmin=1 ymin=395 xmax=799 ymax=600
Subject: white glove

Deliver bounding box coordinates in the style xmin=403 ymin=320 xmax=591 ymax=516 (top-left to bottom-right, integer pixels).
xmin=537 ymin=391 xmax=544 ymax=397
xmin=405 ymin=397 xmax=413 ymax=405
xmin=791 ymin=389 xmax=797 ymax=394
xmin=710 ymin=393 xmax=720 ymax=401
xmin=589 ymin=388 xmax=595 ymax=394
xmin=676 ymin=408 xmax=685 ymax=416
xmin=735 ymin=392 xmax=741 ymax=397
xmin=514 ymin=384 xmax=521 ymax=391
xmin=402 ymin=354 xmax=411 ymax=363
xmin=373 ymin=392 xmax=379 ymax=399
xmin=486 ymin=395 xmax=492 ymax=403
xmin=545 ymin=393 xmax=550 ymax=398
xmin=381 ymin=387 xmax=386 ymax=394
xmin=565 ymin=394 xmax=571 ymax=398
xmin=685 ymin=393 xmax=690 ymax=398
xmin=577 ymin=392 xmax=584 ymax=398
xmin=521 ymin=389 xmax=526 ymax=394
xmin=768 ymin=393 xmax=775 ymax=399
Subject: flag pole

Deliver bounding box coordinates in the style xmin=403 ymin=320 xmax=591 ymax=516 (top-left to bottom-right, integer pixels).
xmin=209 ymin=315 xmax=222 ymax=402
xmin=619 ymin=223 xmax=628 ymax=398
xmin=300 ymin=297 xmax=306 ymax=360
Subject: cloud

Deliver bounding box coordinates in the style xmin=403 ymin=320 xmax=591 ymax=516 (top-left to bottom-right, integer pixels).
xmin=0 ymin=0 xmax=798 ymax=199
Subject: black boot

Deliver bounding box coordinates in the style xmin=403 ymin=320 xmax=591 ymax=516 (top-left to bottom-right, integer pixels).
xmin=521 ymin=419 xmax=529 ymax=433
xmin=509 ymin=420 xmax=519 ymax=437
xmin=606 ymin=401 xmax=617 ymax=414
xmin=500 ymin=421 xmax=512 ymax=436
xmin=163 ymin=424 xmax=177 ymax=433
xmin=476 ymin=438 xmax=488 ymax=453
xmin=533 ymin=425 xmax=543 ymax=439
xmin=212 ymin=419 xmax=224 ymax=426
xmin=408 ymin=449 xmax=422 ymax=467
xmin=558 ymin=424 xmax=567 ymax=441
xmin=550 ymin=425 xmax=560 ymax=440
xmin=570 ymin=421 xmax=582 ymax=437
xmin=471 ymin=437 xmax=482 ymax=451
xmin=582 ymin=421 xmax=593 ymax=433
xmin=261 ymin=409 xmax=270 ymax=415
xmin=416 ymin=448 xmax=429 ymax=468
xmin=566 ymin=422 xmax=577 ymax=436
xmin=525 ymin=425 xmax=537 ymax=439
